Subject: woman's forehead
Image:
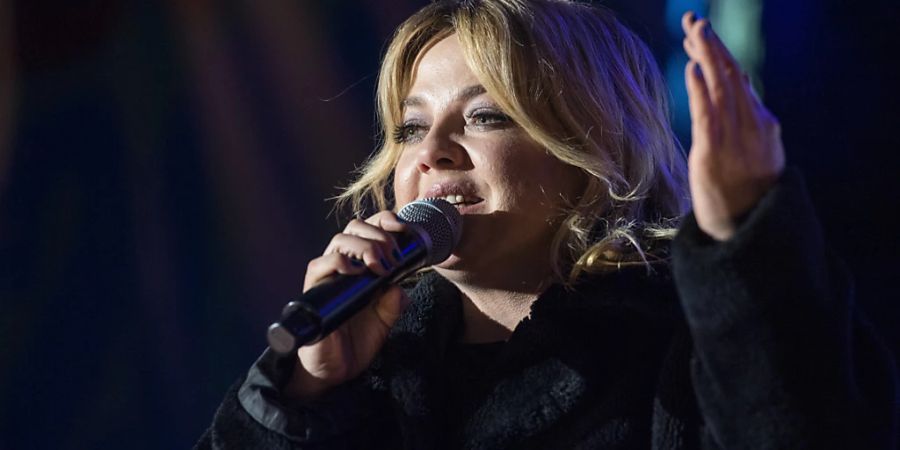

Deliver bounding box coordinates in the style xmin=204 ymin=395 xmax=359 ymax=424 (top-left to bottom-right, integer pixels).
xmin=401 ymin=35 xmax=488 ymax=109
xmin=402 ymin=85 xmax=487 ymax=111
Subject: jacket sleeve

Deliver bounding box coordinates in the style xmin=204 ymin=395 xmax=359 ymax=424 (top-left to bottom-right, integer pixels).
xmin=671 ymin=168 xmax=898 ymax=449
xmin=193 ymin=348 xmax=395 ymax=450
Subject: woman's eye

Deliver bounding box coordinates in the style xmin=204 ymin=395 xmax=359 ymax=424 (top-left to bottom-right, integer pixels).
xmin=392 ymin=110 xmax=511 ymax=144
xmin=468 ymin=110 xmax=512 ymax=128
xmin=392 ymin=123 xmax=426 ymax=144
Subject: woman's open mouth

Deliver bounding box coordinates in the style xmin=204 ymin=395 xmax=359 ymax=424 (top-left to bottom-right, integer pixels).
xmin=439 ymin=194 xmax=483 ymax=208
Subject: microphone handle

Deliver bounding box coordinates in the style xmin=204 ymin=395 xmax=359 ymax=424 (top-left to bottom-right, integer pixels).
xmin=267 ymin=227 xmax=429 ymax=354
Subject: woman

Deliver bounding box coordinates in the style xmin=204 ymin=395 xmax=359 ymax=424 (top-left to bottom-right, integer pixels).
xmin=197 ymin=1 xmax=897 ymax=448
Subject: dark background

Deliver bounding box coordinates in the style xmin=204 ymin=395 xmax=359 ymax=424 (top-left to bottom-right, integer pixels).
xmin=1 ymin=0 xmax=897 ymax=448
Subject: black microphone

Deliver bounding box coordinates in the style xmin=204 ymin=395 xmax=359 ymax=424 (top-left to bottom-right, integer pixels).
xmin=266 ymin=198 xmax=463 ymax=354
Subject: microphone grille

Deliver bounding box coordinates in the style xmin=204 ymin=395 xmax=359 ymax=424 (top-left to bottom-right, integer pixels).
xmin=397 ymin=198 xmax=463 ymax=265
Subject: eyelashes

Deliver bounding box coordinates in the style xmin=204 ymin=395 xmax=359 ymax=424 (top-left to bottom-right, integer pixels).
xmin=392 ymin=110 xmax=513 ymax=144
xmin=392 ymin=122 xmax=424 ymax=144
xmin=467 ymin=111 xmax=511 ymax=126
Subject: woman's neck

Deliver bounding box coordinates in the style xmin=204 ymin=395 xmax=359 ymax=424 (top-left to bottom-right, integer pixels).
xmin=455 ymin=286 xmax=539 ymax=343
xmin=434 ymin=238 xmax=557 ymax=343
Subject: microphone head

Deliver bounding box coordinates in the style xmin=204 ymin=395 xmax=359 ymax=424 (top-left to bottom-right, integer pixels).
xmin=397 ymin=198 xmax=463 ymax=265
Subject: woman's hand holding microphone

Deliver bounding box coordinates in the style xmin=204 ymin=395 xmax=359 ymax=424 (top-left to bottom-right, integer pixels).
xmin=283 ymin=211 xmax=412 ymax=401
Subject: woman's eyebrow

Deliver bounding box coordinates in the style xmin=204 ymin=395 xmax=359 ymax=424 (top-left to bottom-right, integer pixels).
xmin=401 ymin=84 xmax=487 ymax=108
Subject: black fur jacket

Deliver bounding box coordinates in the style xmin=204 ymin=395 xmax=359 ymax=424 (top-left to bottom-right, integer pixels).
xmin=196 ymin=170 xmax=897 ymax=449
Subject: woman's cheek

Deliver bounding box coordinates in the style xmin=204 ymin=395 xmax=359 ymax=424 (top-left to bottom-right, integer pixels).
xmin=392 ymin=166 xmax=417 ymax=205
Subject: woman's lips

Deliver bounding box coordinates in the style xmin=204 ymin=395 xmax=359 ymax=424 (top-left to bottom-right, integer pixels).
xmin=421 ymin=181 xmax=484 ymax=213
xmin=423 ymin=181 xmax=481 ymax=198
xmin=436 ymin=193 xmax=480 ymax=204
xmin=417 ymin=196 xmax=484 ymax=214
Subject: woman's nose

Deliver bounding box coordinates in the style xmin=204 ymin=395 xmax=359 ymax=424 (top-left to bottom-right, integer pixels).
xmin=415 ymin=128 xmax=468 ymax=173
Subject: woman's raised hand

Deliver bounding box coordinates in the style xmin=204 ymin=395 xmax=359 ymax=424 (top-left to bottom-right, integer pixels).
xmin=681 ymin=12 xmax=786 ymax=241
xmin=283 ymin=211 xmax=411 ymax=401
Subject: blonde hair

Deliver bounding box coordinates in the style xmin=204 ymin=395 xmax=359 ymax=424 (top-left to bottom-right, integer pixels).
xmin=337 ymin=0 xmax=689 ymax=285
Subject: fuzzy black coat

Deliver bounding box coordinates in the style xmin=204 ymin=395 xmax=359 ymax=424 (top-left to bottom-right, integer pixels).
xmin=196 ymin=170 xmax=897 ymax=449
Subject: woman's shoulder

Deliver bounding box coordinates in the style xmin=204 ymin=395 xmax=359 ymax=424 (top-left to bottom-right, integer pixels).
xmin=565 ymin=264 xmax=682 ymax=320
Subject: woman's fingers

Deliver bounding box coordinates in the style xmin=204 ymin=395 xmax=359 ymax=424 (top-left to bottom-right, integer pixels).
xmin=680 ymin=10 xmax=697 ymax=35
xmin=304 ymin=252 xmax=368 ymax=291
xmin=364 ymin=210 xmax=408 ymax=234
xmin=307 ymin=211 xmax=409 ymax=291
xmin=684 ymin=17 xmax=734 ymax=117
xmin=323 ymin=233 xmax=394 ymax=276
xmin=685 ymin=60 xmax=714 ymax=151
xmin=723 ymin=59 xmax=758 ymax=130
xmin=683 ymin=12 xmax=764 ymax=141
xmin=354 ymin=211 xmax=408 ymax=261
xmin=340 ymin=220 xmax=399 ymax=260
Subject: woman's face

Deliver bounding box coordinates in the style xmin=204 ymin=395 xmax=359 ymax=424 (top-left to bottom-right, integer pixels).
xmin=393 ymin=34 xmax=583 ymax=284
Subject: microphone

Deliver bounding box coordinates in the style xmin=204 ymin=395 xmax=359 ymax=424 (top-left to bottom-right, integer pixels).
xmin=266 ymin=198 xmax=463 ymax=354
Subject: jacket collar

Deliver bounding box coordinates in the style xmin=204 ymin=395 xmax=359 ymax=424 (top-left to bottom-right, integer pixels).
xmin=369 ymin=267 xmax=682 ymax=448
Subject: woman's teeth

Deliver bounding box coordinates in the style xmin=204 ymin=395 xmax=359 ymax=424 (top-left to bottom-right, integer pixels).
xmin=444 ymin=195 xmax=473 ymax=205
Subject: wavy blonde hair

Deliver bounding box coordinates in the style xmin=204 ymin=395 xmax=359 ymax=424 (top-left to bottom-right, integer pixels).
xmin=336 ymin=0 xmax=689 ymax=285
